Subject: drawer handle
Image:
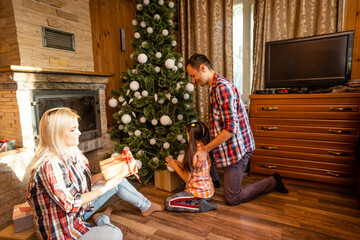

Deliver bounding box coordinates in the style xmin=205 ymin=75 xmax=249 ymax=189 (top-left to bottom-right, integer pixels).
xmin=261 ymin=126 xmax=278 ymax=130
xmin=326 ymin=172 xmax=348 ymax=178
xmin=330 ymin=107 xmax=353 ymax=111
xmin=328 ymin=129 xmax=351 ymax=134
xmin=328 ymin=151 xmax=349 ymax=156
xmin=261 ymin=146 xmax=278 ymax=150
xmin=261 ymin=107 xmax=278 ymax=111
xmin=261 ymin=164 xmax=277 ymax=169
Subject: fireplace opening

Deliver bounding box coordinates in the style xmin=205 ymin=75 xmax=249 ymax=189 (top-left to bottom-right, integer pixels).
xmin=33 ymin=90 xmax=101 ymax=143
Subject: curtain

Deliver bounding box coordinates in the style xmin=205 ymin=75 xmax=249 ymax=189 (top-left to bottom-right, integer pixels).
xmin=178 ymin=0 xmax=233 ymax=124
xmin=252 ymin=0 xmax=344 ymax=92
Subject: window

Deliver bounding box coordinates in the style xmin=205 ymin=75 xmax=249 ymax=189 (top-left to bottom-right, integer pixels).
xmin=233 ymin=0 xmax=254 ymax=103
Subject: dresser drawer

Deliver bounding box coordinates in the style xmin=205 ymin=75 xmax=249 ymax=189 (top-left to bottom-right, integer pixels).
xmin=250 ymin=155 xmax=357 ymax=185
xmin=251 ymin=118 xmax=359 ymax=142
xmin=250 ymin=94 xmax=360 ymax=120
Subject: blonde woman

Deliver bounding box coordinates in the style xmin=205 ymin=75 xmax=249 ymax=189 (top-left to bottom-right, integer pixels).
xmin=27 ymin=107 xmax=162 ymax=240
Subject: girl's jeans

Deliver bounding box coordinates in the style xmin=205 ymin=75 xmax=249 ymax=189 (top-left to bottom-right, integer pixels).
xmin=79 ymin=178 xmax=151 ymax=240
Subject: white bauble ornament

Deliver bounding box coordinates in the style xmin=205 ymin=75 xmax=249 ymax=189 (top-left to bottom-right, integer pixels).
xmin=118 ymin=124 xmax=125 ymax=130
xmin=134 ymin=91 xmax=141 ymax=98
xmin=176 ymin=83 xmax=181 ymax=90
xmin=183 ymin=93 xmax=190 ymax=100
xmin=136 ymin=4 xmax=143 ymax=10
xmin=118 ymin=96 xmax=125 ymax=102
xmin=177 ymin=114 xmax=183 ymax=120
xmin=142 ymin=90 xmax=148 ymax=97
xmin=162 ymin=29 xmax=169 ymax=36
xmin=137 ymin=150 xmax=144 ymax=156
xmin=169 ymin=20 xmax=173 ymax=25
xmin=155 ymin=66 xmax=161 ymax=73
xmin=179 ymin=57 xmax=183 ymax=62
xmin=167 ymin=165 xmax=175 ymax=172
xmin=129 ymin=81 xmax=140 ymax=91
xmin=179 ymin=150 xmax=185 ymax=155
xmin=147 ymin=27 xmax=153 ymax=34
xmin=169 ymin=1 xmax=175 ymax=8
xmin=135 ymin=160 xmax=142 ymax=170
xmin=178 ymin=62 xmax=183 ymax=68
xmin=108 ymin=98 xmax=118 ymax=108
xmin=160 ymin=115 xmax=171 ymax=125
xmin=143 ymin=0 xmax=150 ymax=5
xmin=137 ymin=53 xmax=148 ymax=64
xmin=158 ymin=99 xmax=164 ymax=104
xmin=111 ymin=152 xmax=120 ymax=158
xmin=158 ymin=0 xmax=164 ymax=5
xmin=121 ymin=114 xmax=131 ymax=124
xmin=131 ymin=69 xmax=137 ymax=74
xmin=126 ymin=89 xmax=131 ymax=95
xmin=177 ymin=154 xmax=184 ymax=163
xmin=154 ymin=94 xmax=158 ymax=101
xmin=140 ymin=21 xmax=146 ymax=28
xmin=172 ymin=66 xmax=178 ymax=71
xmin=128 ymin=98 xmax=134 ymax=104
xmin=128 ymin=132 xmax=133 ymax=136
xmin=140 ymin=117 xmax=146 ymax=123
xmin=186 ymin=83 xmax=194 ymax=92
xmin=150 ymin=138 xmax=156 ymax=145
xmin=155 ymin=52 xmax=162 ymax=58
xmin=165 ymin=59 xmax=175 ymax=69
xmin=141 ymin=41 xmax=147 ymax=48
xmin=134 ymin=130 xmax=141 ymax=136
xmin=163 ymin=142 xmax=170 ymax=149
xmin=154 ymin=14 xmax=160 ymax=20
xmin=123 ymin=146 xmax=130 ymax=151
xmin=151 ymin=119 xmax=158 ymax=125
xmin=153 ymin=157 xmax=159 ymax=163
xmin=134 ymin=32 xmax=140 ymax=39
xmin=118 ymin=110 xmax=122 ymax=115
xmin=166 ymin=93 xmax=171 ymax=100
xmin=121 ymin=101 xmax=127 ymax=106
xmin=181 ymin=139 xmax=186 ymax=144
xmin=130 ymin=53 xmax=133 ymax=59
xmin=176 ymin=134 xmax=183 ymax=141
xmin=132 ymin=19 xmax=137 ymax=26
xmin=169 ymin=119 xmax=173 ymax=125
xmin=131 ymin=112 xmax=136 ymax=118
xmin=123 ymin=76 xmax=128 ymax=80
xmin=172 ymin=98 xmax=178 ymax=104
xmin=171 ymin=40 xmax=177 ymax=46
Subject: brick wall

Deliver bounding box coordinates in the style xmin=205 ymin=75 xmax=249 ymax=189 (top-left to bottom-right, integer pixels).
xmin=7 ymin=0 xmax=94 ymax=71
xmin=0 ymin=0 xmax=21 ymax=67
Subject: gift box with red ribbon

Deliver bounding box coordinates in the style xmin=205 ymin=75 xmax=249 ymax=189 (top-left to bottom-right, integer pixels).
xmin=0 ymin=139 xmax=15 ymax=153
xmin=100 ymin=149 xmax=141 ymax=183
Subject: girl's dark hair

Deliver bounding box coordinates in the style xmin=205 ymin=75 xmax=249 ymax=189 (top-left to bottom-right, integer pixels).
xmin=183 ymin=121 xmax=210 ymax=173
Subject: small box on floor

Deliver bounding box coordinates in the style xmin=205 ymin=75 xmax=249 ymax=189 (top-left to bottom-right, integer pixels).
xmin=12 ymin=202 xmax=34 ymax=233
xmin=154 ymin=170 xmax=183 ymax=192
xmin=0 ymin=139 xmax=15 ymax=153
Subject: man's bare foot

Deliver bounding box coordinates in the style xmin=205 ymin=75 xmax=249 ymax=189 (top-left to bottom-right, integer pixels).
xmin=141 ymin=203 xmax=163 ymax=217
xmin=92 ymin=205 xmax=124 ymax=221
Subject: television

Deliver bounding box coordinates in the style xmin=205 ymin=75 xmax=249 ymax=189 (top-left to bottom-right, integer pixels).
xmin=265 ymin=31 xmax=354 ymax=90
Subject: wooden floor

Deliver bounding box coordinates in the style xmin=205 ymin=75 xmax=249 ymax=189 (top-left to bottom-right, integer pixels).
xmin=104 ymin=171 xmax=360 ymax=240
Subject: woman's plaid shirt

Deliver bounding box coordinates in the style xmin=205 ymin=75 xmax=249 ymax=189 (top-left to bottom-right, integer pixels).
xmin=27 ymin=153 xmax=94 ymax=240
xmin=210 ymin=73 xmax=255 ymax=168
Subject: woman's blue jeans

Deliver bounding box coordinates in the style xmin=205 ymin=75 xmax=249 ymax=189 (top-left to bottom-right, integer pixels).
xmin=79 ymin=178 xmax=151 ymax=240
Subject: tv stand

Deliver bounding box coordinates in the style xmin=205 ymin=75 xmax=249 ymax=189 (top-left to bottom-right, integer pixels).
xmin=249 ymin=92 xmax=360 ymax=189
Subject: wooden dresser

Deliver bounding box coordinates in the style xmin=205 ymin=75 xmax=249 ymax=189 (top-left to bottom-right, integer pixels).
xmin=249 ymin=92 xmax=360 ymax=186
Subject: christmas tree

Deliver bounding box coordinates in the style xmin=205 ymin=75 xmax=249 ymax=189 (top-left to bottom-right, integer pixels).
xmin=109 ymin=0 xmax=197 ymax=184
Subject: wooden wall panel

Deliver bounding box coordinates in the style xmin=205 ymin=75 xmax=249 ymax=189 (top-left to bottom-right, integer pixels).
xmin=344 ymin=0 xmax=360 ymax=79
xmin=90 ymin=0 xmax=136 ymax=127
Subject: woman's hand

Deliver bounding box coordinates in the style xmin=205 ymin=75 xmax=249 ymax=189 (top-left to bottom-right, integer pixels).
xmin=165 ymin=156 xmax=178 ymax=169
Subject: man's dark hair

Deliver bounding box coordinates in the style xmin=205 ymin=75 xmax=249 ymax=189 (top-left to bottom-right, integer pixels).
xmin=186 ymin=54 xmax=213 ymax=70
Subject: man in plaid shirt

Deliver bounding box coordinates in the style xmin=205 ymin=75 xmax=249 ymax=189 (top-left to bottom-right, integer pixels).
xmin=186 ymin=54 xmax=289 ymax=206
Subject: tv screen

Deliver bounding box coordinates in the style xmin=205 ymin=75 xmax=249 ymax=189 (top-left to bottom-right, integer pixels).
xmin=265 ymin=31 xmax=354 ymax=90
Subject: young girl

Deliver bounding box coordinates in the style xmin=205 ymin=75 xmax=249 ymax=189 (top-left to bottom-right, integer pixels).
xmin=165 ymin=121 xmax=217 ymax=212
xmin=27 ymin=107 xmax=162 ymax=240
